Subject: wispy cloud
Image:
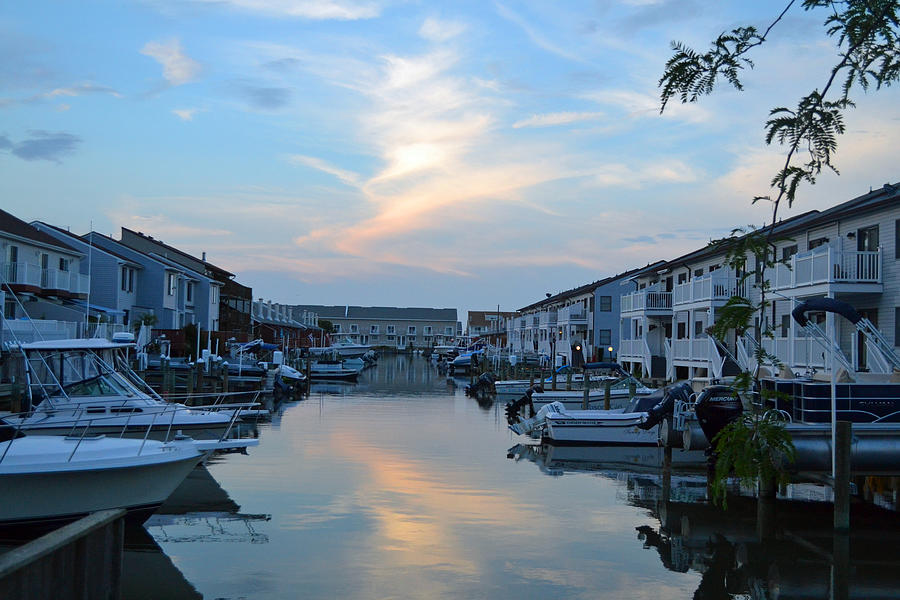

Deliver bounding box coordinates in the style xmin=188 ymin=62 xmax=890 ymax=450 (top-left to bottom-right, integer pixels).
xmin=288 ymin=154 xmax=360 ymax=186
xmin=583 ymin=89 xmax=710 ymax=123
xmin=172 ymin=108 xmax=200 ymax=121
xmin=512 ymin=111 xmax=604 ymax=129
xmin=141 ymin=39 xmax=201 ymax=86
xmin=418 ymin=17 xmax=467 ymax=43
xmin=494 ymin=2 xmax=584 ymax=63
xmin=190 ymin=0 xmax=381 ymax=19
xmin=0 ymin=130 xmax=82 ymax=163
xmin=44 ymin=82 xmax=121 ymax=99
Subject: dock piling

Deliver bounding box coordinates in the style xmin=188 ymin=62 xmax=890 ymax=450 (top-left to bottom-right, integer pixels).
xmin=834 ymin=420 xmax=852 ymax=532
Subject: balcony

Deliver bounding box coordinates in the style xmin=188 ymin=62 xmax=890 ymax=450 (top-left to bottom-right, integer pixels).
xmin=539 ymin=310 xmax=558 ymax=328
xmin=620 ymin=289 xmax=673 ymax=315
xmin=673 ymin=273 xmax=747 ymax=308
xmin=618 ymin=338 xmax=645 ymax=360
xmin=770 ymin=247 xmax=881 ymax=294
xmin=1 ymin=262 xmax=89 ymax=297
xmin=557 ymin=305 xmax=587 ymax=326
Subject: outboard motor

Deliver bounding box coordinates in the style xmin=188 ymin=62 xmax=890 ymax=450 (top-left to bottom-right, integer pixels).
xmin=694 ymin=385 xmax=743 ymax=445
xmin=638 ymin=382 xmax=693 ymax=430
xmin=465 ymin=372 xmax=497 ymax=396
xmin=505 ymin=387 xmax=540 ymax=424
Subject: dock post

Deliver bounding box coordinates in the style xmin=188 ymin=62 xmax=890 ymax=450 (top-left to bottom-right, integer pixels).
xmin=604 ymin=381 xmax=611 ymax=410
xmin=581 ymin=367 xmax=590 ymax=409
xmin=566 ymin=370 xmax=572 ymax=391
xmin=187 ymin=362 xmax=195 ymax=398
xmin=834 ymin=420 xmax=851 ymax=532
xmin=529 ymin=368 xmax=535 ymax=390
xmin=222 ymin=363 xmax=230 ymax=393
xmin=831 ymin=528 xmax=850 ymax=600
xmin=551 ymin=368 xmax=557 ymax=391
xmin=628 ymin=380 xmax=636 ymax=400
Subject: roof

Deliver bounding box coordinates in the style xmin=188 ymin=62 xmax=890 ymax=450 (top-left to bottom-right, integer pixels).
xmin=0 ymin=209 xmax=80 ymax=255
xmin=517 ymin=262 xmax=663 ymax=312
xmin=467 ymin=311 xmax=517 ymax=327
xmin=120 ymin=227 xmax=234 ymax=278
xmin=293 ymin=305 xmax=458 ymax=321
xmin=31 ymin=221 xmax=143 ymax=267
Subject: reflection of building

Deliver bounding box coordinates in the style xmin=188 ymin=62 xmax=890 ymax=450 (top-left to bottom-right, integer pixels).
xmin=291 ymin=305 xmax=458 ymax=350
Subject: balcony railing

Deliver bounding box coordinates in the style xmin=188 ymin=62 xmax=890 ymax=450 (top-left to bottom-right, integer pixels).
xmin=620 ymin=290 xmax=673 ymax=314
xmin=673 ymin=274 xmax=747 ymax=306
xmin=771 ymin=247 xmax=881 ymax=291
xmin=618 ymin=338 xmax=644 ymax=358
xmin=1 ymin=262 xmax=88 ymax=295
xmin=539 ymin=311 xmax=558 ymax=327
xmin=557 ymin=306 xmax=587 ymax=325
xmin=761 ymin=337 xmax=828 ymax=369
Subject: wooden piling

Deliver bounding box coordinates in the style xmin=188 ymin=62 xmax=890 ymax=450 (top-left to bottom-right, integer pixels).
xmin=566 ymin=369 xmax=572 ymax=391
xmin=834 ymin=420 xmax=852 ymax=532
xmin=551 ymin=368 xmax=557 ymax=391
xmin=186 ymin=363 xmax=195 ymax=398
xmin=581 ymin=367 xmax=590 ymax=410
xmin=604 ymin=381 xmax=612 ymax=410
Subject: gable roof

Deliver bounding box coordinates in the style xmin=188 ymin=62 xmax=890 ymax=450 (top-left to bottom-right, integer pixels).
xmin=1 ymin=209 xmax=80 ymax=255
xmin=120 ymin=227 xmax=234 ymax=278
xmin=517 ymin=262 xmax=664 ymax=312
xmin=31 ymin=221 xmax=143 ymax=267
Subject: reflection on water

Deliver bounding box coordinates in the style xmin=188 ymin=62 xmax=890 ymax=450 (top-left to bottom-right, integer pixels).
xmin=135 ymin=354 xmax=900 ymax=599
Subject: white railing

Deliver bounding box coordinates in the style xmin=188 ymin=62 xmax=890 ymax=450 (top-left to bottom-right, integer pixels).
xmin=771 ymin=247 xmax=881 ymax=291
xmin=620 ymin=290 xmax=673 ymax=314
xmin=618 ymin=338 xmax=644 ymax=359
xmin=673 ymin=274 xmax=747 ymax=306
xmin=664 ymin=339 xmax=674 ymax=382
xmin=761 ymin=337 xmax=828 ymax=369
xmin=557 ymin=305 xmax=587 ymax=325
xmin=670 ymin=336 xmax=726 ymax=378
xmin=1 ymin=262 xmax=88 ymax=295
xmin=539 ymin=310 xmax=557 ymax=327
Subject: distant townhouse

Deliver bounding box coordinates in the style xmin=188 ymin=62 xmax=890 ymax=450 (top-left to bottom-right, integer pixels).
xmin=84 ymin=232 xmax=216 ymax=331
xmin=619 ymin=182 xmax=900 ymax=382
xmin=509 ymin=266 xmax=652 ymax=366
xmin=1 ymin=210 xmax=88 ymax=329
xmin=117 ymin=228 xmax=251 ymax=335
xmin=292 ymin=305 xmax=458 ymax=350
xmin=252 ymin=299 xmax=318 ymax=347
xmin=466 ymin=310 xmax=517 ymax=345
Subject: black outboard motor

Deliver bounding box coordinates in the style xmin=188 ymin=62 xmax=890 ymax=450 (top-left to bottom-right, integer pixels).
xmin=638 ymin=382 xmax=694 ymax=430
xmin=465 ymin=372 xmax=496 ymax=396
xmin=504 ymin=386 xmax=540 ymax=424
xmin=694 ymin=385 xmax=743 ymax=445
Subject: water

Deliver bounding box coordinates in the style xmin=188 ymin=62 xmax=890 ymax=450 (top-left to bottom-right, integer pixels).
xmin=130 ymin=354 xmax=900 ymax=599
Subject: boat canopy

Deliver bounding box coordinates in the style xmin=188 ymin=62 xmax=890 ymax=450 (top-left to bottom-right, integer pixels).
xmin=791 ymin=297 xmax=862 ymax=327
xmin=17 ymin=338 xmax=135 ymax=351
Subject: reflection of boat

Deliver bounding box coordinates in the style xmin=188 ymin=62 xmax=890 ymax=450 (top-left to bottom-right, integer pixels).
xmin=0 ymin=433 xmax=256 ymax=527
xmin=508 ymin=443 xmax=706 ymax=476
xmin=2 ymin=339 xmax=246 ymax=440
xmin=306 ymin=360 xmax=360 ymax=381
xmin=498 ymin=363 xmax=654 ymax=407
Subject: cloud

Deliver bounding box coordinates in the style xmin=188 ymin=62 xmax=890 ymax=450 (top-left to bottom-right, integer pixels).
xmin=288 ymin=155 xmax=360 ymax=186
xmin=237 ymin=83 xmax=291 ymax=109
xmin=583 ymin=88 xmax=710 ymax=123
xmin=44 ymin=82 xmax=121 ymax=99
xmin=618 ymin=0 xmax=701 ymax=32
xmin=494 ymin=2 xmax=584 ymax=63
xmin=140 ymin=39 xmax=201 ymax=86
xmin=418 ymin=17 xmax=467 ymax=43
xmin=0 ymin=131 xmax=82 ymax=163
xmin=512 ymin=111 xmax=604 ymax=129
xmin=190 ymin=0 xmax=380 ymax=19
xmin=172 ymin=108 xmax=200 ymax=121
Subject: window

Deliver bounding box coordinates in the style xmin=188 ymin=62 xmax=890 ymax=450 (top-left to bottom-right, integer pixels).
xmin=408 ymin=326 xmax=416 ymax=334
xmin=857 ymin=225 xmax=879 ymax=252
xmin=387 ymin=335 xmax=395 ymax=341
xmin=186 ymin=282 xmax=194 ymax=303
xmin=709 ymin=264 xmax=720 ymax=272
xmin=896 ymin=220 xmax=900 ymax=259
xmin=3 ymin=296 xmax=14 ymax=319
xmin=677 ymin=272 xmax=687 ymax=284
xmin=370 ymin=325 xmax=379 ymax=334
xmin=167 ymin=273 xmax=177 ymax=296
xmin=781 ymin=314 xmax=791 ymax=338
xmin=809 ymin=236 xmax=829 ymax=250
xmin=387 ymin=325 xmax=395 ymax=334
xmin=58 ymin=258 xmax=69 ymax=272
xmin=121 ymin=266 xmax=128 ymax=291
xmin=424 ymin=326 xmax=432 ymax=335
xmin=210 ymin=286 xmax=219 ymax=304
xmin=694 ymin=320 xmax=705 ymax=337
xmin=781 ymin=245 xmax=799 ymax=261
xmin=676 ymin=322 xmax=686 ymax=339
xmin=599 ymin=296 xmax=612 ymax=312
xmin=123 ymin=309 xmax=129 ymax=326
xmin=445 ymin=326 xmax=453 ymax=335
xmin=333 ymin=324 xmax=342 ymax=333
xmin=598 ymin=329 xmax=611 ymax=346
xmin=370 ymin=335 xmax=379 ymax=342
xmin=409 ymin=336 xmax=416 ymax=343
xmin=694 ymin=268 xmax=704 ymax=277
xmin=350 ymin=324 xmax=359 ymax=333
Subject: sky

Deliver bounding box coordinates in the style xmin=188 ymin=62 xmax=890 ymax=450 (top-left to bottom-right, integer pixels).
xmin=1 ymin=1 xmax=898 ymax=318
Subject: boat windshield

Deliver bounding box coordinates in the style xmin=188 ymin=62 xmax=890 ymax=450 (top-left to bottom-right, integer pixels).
xmin=27 ymin=348 xmax=137 ymax=399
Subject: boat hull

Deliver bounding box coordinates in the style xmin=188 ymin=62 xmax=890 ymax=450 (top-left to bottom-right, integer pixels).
xmin=0 ymin=450 xmax=203 ymax=525
xmin=543 ymin=412 xmax=659 ymax=446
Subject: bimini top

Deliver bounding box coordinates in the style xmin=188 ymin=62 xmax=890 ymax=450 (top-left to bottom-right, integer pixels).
xmin=14 ymin=338 xmax=135 ymax=351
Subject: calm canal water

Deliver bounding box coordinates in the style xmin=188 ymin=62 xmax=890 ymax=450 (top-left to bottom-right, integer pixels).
xmin=126 ymin=354 xmax=900 ymax=599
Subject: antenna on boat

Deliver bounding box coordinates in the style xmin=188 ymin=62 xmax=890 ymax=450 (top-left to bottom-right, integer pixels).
xmin=85 ymin=220 xmax=93 ymax=336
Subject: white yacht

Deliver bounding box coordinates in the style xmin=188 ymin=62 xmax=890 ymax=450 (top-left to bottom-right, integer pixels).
xmin=0 ymin=431 xmax=257 ymax=526
xmin=2 ymin=339 xmax=249 ymax=440
xmin=308 ymin=337 xmax=371 ymax=359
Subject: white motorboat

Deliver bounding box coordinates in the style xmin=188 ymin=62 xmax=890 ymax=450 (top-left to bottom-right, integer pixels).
xmin=308 ymin=337 xmax=371 ymax=359
xmin=0 ymin=431 xmax=258 ymax=526
xmin=306 ymin=359 xmax=360 ymax=381
xmin=509 ymin=385 xmax=692 ymax=446
xmin=2 ymin=339 xmax=253 ymax=440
